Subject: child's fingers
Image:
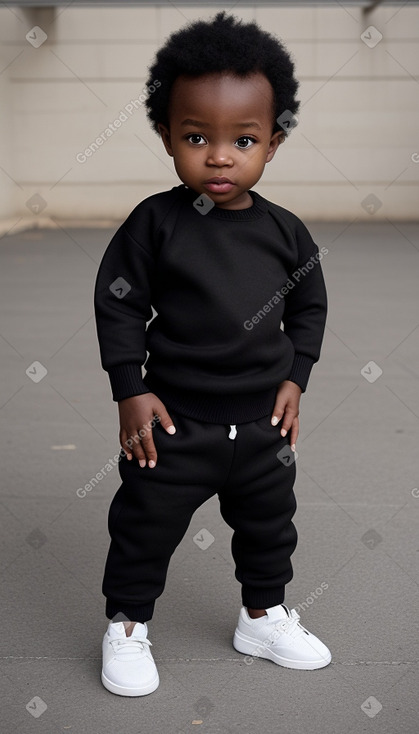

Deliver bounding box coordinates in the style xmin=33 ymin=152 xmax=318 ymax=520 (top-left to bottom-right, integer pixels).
xmin=126 ymin=432 xmax=146 ymax=467
xmin=120 ymin=427 xmax=148 ymax=466
xmin=157 ymin=406 xmax=176 ymax=435
xmin=271 ymin=402 xmax=285 ymax=426
xmin=279 ymin=409 xmax=293 ymax=437
xmin=138 ymin=429 xmax=158 ymax=468
xmin=137 ymin=402 xmax=176 ymax=469
xmin=289 ymin=416 xmax=299 ymax=452
xmin=119 ymin=428 xmax=133 ymax=460
xmin=125 ymin=428 xmax=150 ymax=468
xmin=136 ymin=445 xmax=147 ymax=468
xmin=118 ymin=396 xmax=176 ymax=469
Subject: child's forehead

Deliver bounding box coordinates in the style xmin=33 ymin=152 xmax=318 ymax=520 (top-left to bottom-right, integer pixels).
xmin=172 ymin=70 xmax=271 ymax=96
xmin=169 ymin=71 xmax=274 ymax=123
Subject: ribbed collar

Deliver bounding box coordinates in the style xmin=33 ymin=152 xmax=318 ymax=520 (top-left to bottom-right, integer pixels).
xmin=179 ymin=184 xmax=268 ymax=221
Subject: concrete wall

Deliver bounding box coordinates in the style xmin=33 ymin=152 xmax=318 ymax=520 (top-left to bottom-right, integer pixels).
xmin=0 ymin=39 xmax=15 ymax=223
xmin=0 ymin=3 xmax=418 ymax=227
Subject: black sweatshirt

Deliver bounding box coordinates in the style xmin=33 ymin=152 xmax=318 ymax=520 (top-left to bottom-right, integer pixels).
xmin=94 ymin=184 xmax=327 ymax=423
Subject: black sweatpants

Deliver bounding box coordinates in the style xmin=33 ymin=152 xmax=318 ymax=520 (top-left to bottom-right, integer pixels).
xmin=102 ymin=409 xmax=298 ymax=623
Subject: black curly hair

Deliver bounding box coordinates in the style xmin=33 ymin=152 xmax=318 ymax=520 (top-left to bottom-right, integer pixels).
xmin=144 ymin=11 xmax=300 ymax=139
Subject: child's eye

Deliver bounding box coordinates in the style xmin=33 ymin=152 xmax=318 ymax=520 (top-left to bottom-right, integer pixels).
xmin=186 ymin=134 xmax=206 ymax=145
xmin=235 ymin=136 xmax=256 ymax=149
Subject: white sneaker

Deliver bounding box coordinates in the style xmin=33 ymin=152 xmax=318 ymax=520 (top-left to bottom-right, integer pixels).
xmin=101 ymin=621 xmax=159 ymax=696
xmin=233 ymin=604 xmax=332 ymax=670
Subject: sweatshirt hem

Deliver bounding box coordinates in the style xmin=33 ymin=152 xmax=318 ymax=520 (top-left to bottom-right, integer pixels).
xmin=143 ymin=373 xmax=278 ymax=424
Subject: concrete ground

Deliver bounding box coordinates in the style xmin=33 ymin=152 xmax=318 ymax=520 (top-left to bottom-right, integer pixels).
xmin=1 ymin=218 xmax=418 ymax=734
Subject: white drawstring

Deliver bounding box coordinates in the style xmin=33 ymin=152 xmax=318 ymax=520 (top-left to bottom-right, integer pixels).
xmin=228 ymin=424 xmax=237 ymax=440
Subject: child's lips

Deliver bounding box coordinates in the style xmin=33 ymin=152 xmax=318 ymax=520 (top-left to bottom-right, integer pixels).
xmin=204 ymin=179 xmax=235 ymax=193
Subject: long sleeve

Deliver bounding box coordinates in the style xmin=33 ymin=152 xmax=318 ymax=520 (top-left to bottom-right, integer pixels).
xmin=282 ymin=219 xmax=328 ymax=392
xmin=93 ymin=222 xmax=156 ymax=402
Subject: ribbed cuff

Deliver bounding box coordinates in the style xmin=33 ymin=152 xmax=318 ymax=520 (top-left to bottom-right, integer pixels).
xmin=286 ymin=353 xmax=316 ymax=393
xmin=105 ymin=598 xmax=155 ymax=623
xmin=241 ymin=586 xmax=285 ymax=609
xmin=107 ymin=363 xmax=151 ymax=402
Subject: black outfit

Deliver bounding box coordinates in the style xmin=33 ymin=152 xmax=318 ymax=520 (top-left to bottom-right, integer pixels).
xmin=94 ymin=184 xmax=327 ymax=622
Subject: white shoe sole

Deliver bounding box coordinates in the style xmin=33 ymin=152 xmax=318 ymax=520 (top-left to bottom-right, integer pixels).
xmin=233 ymin=629 xmax=332 ymax=670
xmin=101 ymin=669 xmax=160 ymax=696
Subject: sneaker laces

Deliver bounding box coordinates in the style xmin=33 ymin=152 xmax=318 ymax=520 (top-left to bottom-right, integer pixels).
xmin=270 ymin=608 xmax=307 ymax=641
xmin=110 ymin=636 xmax=152 ymax=655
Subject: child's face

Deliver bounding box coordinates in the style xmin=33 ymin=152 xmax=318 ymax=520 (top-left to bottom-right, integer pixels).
xmin=158 ymin=71 xmax=284 ymax=209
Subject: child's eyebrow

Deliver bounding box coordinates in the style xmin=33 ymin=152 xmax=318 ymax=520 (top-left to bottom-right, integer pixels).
xmin=181 ymin=118 xmax=261 ymax=130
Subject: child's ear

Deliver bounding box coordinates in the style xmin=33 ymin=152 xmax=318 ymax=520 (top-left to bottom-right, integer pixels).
xmin=157 ymin=123 xmax=173 ymax=156
xmin=266 ymin=130 xmax=285 ymax=162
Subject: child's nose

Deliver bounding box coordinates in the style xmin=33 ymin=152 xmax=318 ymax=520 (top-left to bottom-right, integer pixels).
xmin=206 ymin=144 xmax=234 ymax=166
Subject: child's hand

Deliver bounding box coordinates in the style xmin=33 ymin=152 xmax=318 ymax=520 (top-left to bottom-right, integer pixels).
xmin=118 ymin=393 xmax=176 ymax=468
xmin=271 ymin=380 xmax=302 ymax=452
